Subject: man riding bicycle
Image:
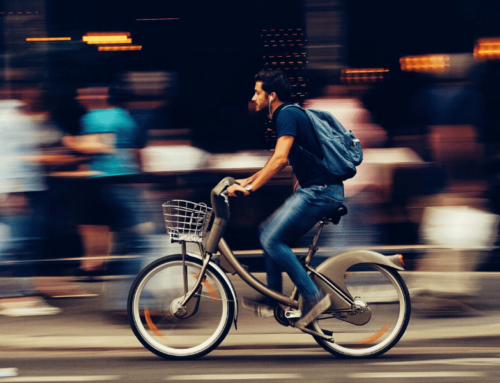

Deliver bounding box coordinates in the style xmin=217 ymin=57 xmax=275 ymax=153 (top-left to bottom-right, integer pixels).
xmin=227 ymin=70 xmax=345 ymax=328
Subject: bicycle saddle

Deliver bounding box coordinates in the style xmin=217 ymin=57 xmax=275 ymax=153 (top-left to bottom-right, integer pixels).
xmin=323 ymin=204 xmax=348 ymax=224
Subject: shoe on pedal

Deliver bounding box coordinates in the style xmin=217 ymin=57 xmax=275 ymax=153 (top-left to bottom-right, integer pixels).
xmin=295 ymin=294 xmax=331 ymax=329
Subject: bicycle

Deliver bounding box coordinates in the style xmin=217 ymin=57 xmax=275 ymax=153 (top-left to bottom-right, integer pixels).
xmin=128 ymin=177 xmax=411 ymax=360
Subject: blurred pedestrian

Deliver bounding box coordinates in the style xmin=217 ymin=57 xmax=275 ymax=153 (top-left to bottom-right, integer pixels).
xmin=0 ymin=99 xmax=60 ymax=316
xmin=62 ymin=86 xmax=151 ymax=311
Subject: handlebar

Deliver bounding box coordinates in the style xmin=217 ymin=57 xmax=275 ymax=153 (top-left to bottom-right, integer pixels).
xmin=205 ymin=177 xmax=235 ymax=254
xmin=205 ymin=177 xmax=252 ymax=253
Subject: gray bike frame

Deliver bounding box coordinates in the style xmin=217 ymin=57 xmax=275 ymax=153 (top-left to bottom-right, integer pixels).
xmin=178 ymin=177 xmax=404 ymax=338
xmin=181 ymin=217 xmax=355 ymax=311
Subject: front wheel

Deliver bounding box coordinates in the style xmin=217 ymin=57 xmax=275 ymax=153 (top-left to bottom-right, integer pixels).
xmin=313 ymin=264 xmax=410 ymax=358
xmin=128 ymin=255 xmax=234 ymax=360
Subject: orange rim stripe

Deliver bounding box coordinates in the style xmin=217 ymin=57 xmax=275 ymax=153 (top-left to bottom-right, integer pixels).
xmin=192 ymin=273 xmax=217 ymax=299
xmin=144 ymin=308 xmax=165 ymax=338
xmin=356 ymin=320 xmax=391 ymax=344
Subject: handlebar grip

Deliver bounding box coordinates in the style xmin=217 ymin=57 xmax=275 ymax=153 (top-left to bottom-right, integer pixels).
xmin=235 ymin=190 xmax=244 ymax=197
xmin=212 ymin=177 xmax=235 ymax=197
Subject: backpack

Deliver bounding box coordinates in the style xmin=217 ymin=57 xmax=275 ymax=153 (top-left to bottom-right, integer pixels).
xmin=282 ymin=104 xmax=363 ymax=181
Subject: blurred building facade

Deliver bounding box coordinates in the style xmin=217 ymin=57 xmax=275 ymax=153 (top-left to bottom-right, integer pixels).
xmin=1 ymin=0 xmax=500 ymax=272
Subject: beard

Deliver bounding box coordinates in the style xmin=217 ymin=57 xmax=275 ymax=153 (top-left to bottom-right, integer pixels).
xmin=254 ymin=102 xmax=272 ymax=120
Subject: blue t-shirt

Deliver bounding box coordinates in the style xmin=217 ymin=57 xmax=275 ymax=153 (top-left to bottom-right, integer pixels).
xmin=273 ymin=103 xmax=341 ymax=188
xmin=80 ymin=108 xmax=142 ymax=177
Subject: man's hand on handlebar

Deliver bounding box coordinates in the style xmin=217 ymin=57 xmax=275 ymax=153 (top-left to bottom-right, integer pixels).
xmin=227 ymin=180 xmax=250 ymax=197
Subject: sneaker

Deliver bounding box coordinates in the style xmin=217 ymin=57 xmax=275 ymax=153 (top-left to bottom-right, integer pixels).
xmin=0 ymin=297 xmax=61 ymax=317
xmin=242 ymin=297 xmax=275 ymax=318
xmin=295 ymin=294 xmax=331 ymax=329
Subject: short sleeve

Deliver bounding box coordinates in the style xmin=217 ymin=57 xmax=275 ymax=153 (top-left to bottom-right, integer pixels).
xmin=80 ymin=109 xmax=117 ymax=135
xmin=276 ymin=108 xmax=298 ymax=139
xmin=80 ymin=111 xmax=112 ymax=135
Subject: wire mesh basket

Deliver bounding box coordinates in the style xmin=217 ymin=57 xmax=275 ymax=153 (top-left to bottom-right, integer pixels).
xmin=162 ymin=200 xmax=213 ymax=243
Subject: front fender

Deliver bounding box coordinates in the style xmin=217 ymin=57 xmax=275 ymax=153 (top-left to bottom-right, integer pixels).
xmin=313 ymin=250 xmax=405 ymax=310
xmin=187 ymin=252 xmax=239 ymax=329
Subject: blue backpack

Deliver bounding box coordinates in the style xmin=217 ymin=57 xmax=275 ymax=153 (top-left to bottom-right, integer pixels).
xmin=283 ymin=105 xmax=363 ymax=181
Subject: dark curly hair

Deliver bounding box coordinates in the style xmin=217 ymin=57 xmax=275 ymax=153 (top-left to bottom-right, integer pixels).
xmin=254 ymin=70 xmax=292 ymax=102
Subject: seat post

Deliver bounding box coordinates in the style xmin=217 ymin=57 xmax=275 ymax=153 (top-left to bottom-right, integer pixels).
xmin=303 ymin=221 xmax=326 ymax=267
xmin=289 ymin=221 xmax=326 ymax=302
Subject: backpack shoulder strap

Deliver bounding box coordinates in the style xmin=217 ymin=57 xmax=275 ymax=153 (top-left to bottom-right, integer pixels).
xmin=279 ymin=105 xmax=331 ymax=171
xmin=281 ymin=104 xmax=304 ymax=112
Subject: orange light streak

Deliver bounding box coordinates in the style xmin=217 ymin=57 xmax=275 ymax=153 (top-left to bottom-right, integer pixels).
xmin=83 ymin=32 xmax=131 ymax=44
xmin=400 ymin=54 xmax=450 ymax=72
xmin=341 ymin=68 xmax=389 ymax=83
xmin=474 ymin=38 xmax=500 ymax=60
xmin=26 ymin=37 xmax=71 ymax=41
xmin=98 ymin=45 xmax=142 ymax=51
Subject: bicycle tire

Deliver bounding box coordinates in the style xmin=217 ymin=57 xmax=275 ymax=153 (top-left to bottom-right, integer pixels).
xmin=312 ymin=264 xmax=411 ymax=358
xmin=128 ymin=254 xmax=234 ymax=360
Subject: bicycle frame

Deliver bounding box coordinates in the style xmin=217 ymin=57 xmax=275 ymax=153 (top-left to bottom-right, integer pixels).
xmin=179 ymin=177 xmax=404 ymax=324
xmin=181 ymin=218 xmax=356 ymax=312
xmin=217 ymin=219 xmax=357 ymax=310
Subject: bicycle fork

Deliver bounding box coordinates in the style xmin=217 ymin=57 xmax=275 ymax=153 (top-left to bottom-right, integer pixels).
xmin=171 ymin=241 xmax=212 ymax=318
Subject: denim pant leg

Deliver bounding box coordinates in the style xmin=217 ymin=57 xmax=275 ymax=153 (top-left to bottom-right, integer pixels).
xmin=259 ymin=185 xmax=344 ymax=300
xmin=102 ymin=184 xmax=151 ymax=311
xmin=104 ymin=185 xmax=150 ymax=261
xmin=0 ymin=193 xmax=46 ymax=298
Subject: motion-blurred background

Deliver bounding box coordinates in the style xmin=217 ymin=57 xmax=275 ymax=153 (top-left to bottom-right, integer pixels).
xmin=2 ymin=0 xmax=500 ymax=316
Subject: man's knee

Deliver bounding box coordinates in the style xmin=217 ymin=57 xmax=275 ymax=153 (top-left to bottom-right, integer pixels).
xmin=259 ymin=225 xmax=274 ymax=253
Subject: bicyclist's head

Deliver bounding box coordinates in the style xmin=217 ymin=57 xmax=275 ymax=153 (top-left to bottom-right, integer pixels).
xmin=252 ymin=70 xmax=292 ymax=114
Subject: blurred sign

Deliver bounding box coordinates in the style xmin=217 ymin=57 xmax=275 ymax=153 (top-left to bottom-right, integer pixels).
xmin=474 ymin=38 xmax=500 ymax=60
xmin=400 ymin=54 xmax=450 ymax=73
xmin=341 ymin=68 xmax=389 ymax=84
xmin=82 ymin=32 xmax=132 ymax=44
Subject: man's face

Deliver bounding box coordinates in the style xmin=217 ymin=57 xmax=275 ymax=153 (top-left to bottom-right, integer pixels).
xmin=252 ymin=81 xmax=269 ymax=112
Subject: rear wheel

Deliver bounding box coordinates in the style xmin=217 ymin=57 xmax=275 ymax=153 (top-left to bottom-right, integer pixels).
xmin=128 ymin=255 xmax=234 ymax=360
xmin=313 ymin=264 xmax=410 ymax=358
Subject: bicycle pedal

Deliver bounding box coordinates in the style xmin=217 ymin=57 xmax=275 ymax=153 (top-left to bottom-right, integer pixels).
xmin=284 ymin=309 xmax=302 ymax=319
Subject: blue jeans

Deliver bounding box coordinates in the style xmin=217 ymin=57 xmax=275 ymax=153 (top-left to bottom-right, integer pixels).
xmin=259 ymin=184 xmax=344 ymax=301
xmin=100 ymin=184 xmax=151 ymax=311
xmin=0 ymin=192 xmax=46 ymax=298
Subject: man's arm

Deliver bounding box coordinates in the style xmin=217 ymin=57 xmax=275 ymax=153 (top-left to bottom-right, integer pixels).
xmin=228 ymin=135 xmax=294 ymax=197
xmin=62 ymin=134 xmax=116 ymax=154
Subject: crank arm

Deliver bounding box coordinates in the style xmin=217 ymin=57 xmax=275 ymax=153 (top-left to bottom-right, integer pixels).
xmin=295 ymin=325 xmax=334 ymax=342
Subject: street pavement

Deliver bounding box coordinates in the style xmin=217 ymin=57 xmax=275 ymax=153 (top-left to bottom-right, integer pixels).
xmin=0 ymin=272 xmax=499 ymax=353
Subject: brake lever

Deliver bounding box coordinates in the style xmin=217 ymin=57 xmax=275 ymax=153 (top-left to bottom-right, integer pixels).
xmin=220 ymin=190 xmax=229 ymax=204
